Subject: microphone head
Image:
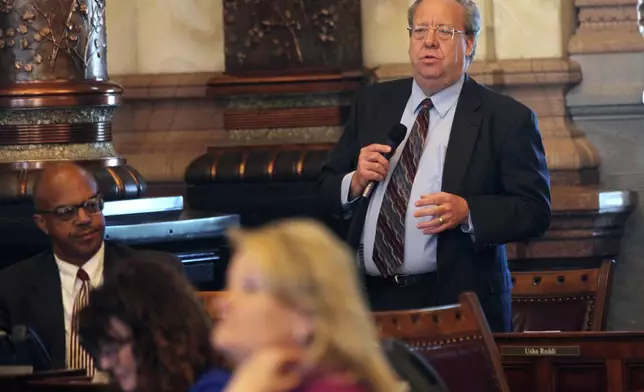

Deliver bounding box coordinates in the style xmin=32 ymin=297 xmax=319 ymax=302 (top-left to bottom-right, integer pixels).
xmin=12 ymin=325 xmax=27 ymax=341
xmin=388 ymin=124 xmax=408 ymax=148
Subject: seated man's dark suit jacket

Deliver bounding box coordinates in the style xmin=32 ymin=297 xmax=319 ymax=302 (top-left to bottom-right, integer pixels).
xmin=319 ymin=75 xmax=552 ymax=332
xmin=0 ymin=242 xmax=183 ymax=369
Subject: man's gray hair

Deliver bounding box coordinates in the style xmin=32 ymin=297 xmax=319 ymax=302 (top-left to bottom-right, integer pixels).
xmin=407 ymin=0 xmax=482 ymax=61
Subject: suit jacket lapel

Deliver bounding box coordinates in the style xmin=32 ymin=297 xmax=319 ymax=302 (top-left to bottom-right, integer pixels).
xmin=103 ymin=242 xmax=118 ymax=275
xmin=377 ymin=79 xmax=413 ymax=142
xmin=28 ymin=253 xmax=66 ymax=369
xmin=442 ymin=75 xmax=483 ymax=194
xmin=347 ymin=79 xmax=412 ymax=250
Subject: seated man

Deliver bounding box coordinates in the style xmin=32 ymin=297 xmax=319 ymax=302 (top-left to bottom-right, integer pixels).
xmin=0 ymin=162 xmax=182 ymax=375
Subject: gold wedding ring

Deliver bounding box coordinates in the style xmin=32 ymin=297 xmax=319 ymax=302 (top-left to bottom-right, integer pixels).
xmin=438 ymin=216 xmax=444 ymax=224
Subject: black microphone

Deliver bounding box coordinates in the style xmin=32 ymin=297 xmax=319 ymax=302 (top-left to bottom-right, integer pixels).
xmin=361 ymin=124 xmax=408 ymax=199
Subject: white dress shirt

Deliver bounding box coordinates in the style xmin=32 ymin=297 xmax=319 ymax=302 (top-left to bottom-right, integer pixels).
xmin=341 ymin=76 xmax=474 ymax=275
xmin=54 ymin=242 xmax=104 ymax=368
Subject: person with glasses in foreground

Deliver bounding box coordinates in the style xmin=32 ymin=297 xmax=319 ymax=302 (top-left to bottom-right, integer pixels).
xmin=78 ymin=257 xmax=230 ymax=392
xmin=213 ymin=219 xmax=406 ymax=392
xmin=0 ymin=162 xmax=182 ymax=376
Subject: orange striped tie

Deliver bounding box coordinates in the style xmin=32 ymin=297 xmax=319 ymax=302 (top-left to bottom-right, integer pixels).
xmin=69 ymin=268 xmax=95 ymax=376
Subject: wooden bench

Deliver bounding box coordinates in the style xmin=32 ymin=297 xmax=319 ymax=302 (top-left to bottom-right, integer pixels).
xmin=185 ymin=144 xmax=334 ymax=229
xmin=510 ymin=260 xmax=613 ymax=331
xmin=373 ymin=292 xmax=510 ymax=392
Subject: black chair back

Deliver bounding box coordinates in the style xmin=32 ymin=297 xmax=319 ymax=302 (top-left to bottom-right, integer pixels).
xmin=382 ymin=338 xmax=450 ymax=392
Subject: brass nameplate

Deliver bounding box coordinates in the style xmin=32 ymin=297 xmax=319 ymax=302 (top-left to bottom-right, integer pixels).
xmin=501 ymin=346 xmax=580 ymax=357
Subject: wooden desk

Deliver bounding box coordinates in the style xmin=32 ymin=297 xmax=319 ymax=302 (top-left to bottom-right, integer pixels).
xmin=0 ymin=369 xmax=91 ymax=392
xmin=26 ymin=380 xmax=108 ymax=392
xmin=495 ymin=332 xmax=644 ymax=392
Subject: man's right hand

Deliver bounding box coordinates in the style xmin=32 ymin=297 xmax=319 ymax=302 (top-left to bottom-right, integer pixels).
xmin=349 ymin=144 xmax=392 ymax=199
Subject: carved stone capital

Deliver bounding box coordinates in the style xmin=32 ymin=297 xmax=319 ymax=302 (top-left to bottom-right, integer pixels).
xmin=569 ymin=0 xmax=644 ymax=54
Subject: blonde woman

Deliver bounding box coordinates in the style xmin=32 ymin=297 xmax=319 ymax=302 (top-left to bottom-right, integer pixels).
xmin=212 ymin=218 xmax=406 ymax=392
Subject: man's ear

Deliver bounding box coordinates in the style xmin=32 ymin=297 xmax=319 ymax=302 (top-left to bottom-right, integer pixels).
xmin=465 ymin=36 xmax=475 ymax=58
xmin=33 ymin=214 xmax=48 ymax=235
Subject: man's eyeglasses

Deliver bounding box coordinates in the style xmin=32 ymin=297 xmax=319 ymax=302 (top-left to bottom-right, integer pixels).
xmin=408 ymin=24 xmax=468 ymax=41
xmin=35 ymin=195 xmax=104 ymax=222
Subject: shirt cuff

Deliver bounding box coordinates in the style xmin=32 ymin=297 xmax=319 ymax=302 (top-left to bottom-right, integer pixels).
xmin=460 ymin=213 xmax=475 ymax=241
xmin=341 ymin=171 xmax=359 ymax=216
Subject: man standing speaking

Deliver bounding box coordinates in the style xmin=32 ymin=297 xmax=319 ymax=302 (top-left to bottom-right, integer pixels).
xmin=319 ymin=0 xmax=551 ymax=332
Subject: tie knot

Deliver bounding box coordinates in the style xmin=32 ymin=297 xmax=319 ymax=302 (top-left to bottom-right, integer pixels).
xmin=419 ymin=98 xmax=434 ymax=112
xmin=77 ymin=268 xmax=90 ymax=282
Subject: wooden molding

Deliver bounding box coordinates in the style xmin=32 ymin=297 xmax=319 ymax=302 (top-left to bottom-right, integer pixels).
xmin=224 ymin=106 xmax=348 ymax=130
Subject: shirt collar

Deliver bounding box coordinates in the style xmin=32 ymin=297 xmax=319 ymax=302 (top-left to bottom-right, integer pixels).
xmin=55 ymin=241 xmax=105 ymax=287
xmin=410 ymin=75 xmax=465 ymax=119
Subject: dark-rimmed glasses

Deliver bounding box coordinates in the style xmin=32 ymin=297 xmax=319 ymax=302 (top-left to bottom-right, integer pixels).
xmin=35 ymin=194 xmax=104 ymax=222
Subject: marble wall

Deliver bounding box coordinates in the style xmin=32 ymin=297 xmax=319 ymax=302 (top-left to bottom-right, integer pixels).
xmin=105 ymin=0 xmax=576 ymax=74
xmin=106 ymin=0 xmax=224 ymax=74
xmin=578 ymin=115 xmax=644 ymax=330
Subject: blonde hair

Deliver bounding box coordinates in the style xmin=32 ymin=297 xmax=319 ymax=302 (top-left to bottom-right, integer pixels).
xmin=228 ymin=219 xmax=407 ymax=392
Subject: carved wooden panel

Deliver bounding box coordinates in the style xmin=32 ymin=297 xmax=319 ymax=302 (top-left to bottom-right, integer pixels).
xmin=555 ymin=363 xmax=606 ymax=392
xmin=625 ymin=362 xmax=644 ymax=390
xmin=222 ymin=0 xmax=362 ymax=74
xmin=502 ymin=363 xmax=536 ymax=392
xmin=496 ymin=332 xmax=644 ymax=392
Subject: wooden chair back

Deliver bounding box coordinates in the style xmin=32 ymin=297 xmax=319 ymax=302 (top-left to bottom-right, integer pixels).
xmin=373 ymin=292 xmax=510 ymax=392
xmin=510 ymin=260 xmax=613 ymax=331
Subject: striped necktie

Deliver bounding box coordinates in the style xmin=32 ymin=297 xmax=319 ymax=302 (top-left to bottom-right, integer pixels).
xmin=69 ymin=268 xmax=95 ymax=376
xmin=372 ymin=98 xmax=434 ymax=276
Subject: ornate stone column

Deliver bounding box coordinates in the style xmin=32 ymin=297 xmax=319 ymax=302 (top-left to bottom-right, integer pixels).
xmin=639 ymin=0 xmax=644 ymax=34
xmin=561 ymin=0 xmax=644 ymax=329
xmin=640 ymin=0 xmax=643 ymax=103
xmin=641 ymin=0 xmax=644 ymax=100
xmin=0 ymin=0 xmax=144 ymax=202
xmin=567 ymin=0 xmax=644 ymax=110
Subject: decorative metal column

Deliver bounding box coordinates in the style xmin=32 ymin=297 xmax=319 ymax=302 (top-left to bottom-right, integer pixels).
xmin=0 ymin=0 xmax=144 ymax=202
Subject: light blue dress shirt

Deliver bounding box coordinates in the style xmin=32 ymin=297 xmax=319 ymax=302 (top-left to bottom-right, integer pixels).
xmin=341 ymin=76 xmax=472 ymax=276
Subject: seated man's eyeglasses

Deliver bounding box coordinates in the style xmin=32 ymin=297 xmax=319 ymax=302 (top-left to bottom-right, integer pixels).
xmin=36 ymin=194 xmax=104 ymax=221
xmin=408 ymin=24 xmax=468 ymax=41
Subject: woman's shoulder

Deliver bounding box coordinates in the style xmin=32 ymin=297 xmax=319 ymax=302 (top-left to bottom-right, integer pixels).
xmin=189 ymin=368 xmax=231 ymax=392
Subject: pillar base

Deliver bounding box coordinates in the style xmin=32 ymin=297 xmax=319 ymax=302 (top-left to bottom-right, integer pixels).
xmin=0 ymin=159 xmax=146 ymax=202
xmin=0 ymin=80 xmax=146 ymax=202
